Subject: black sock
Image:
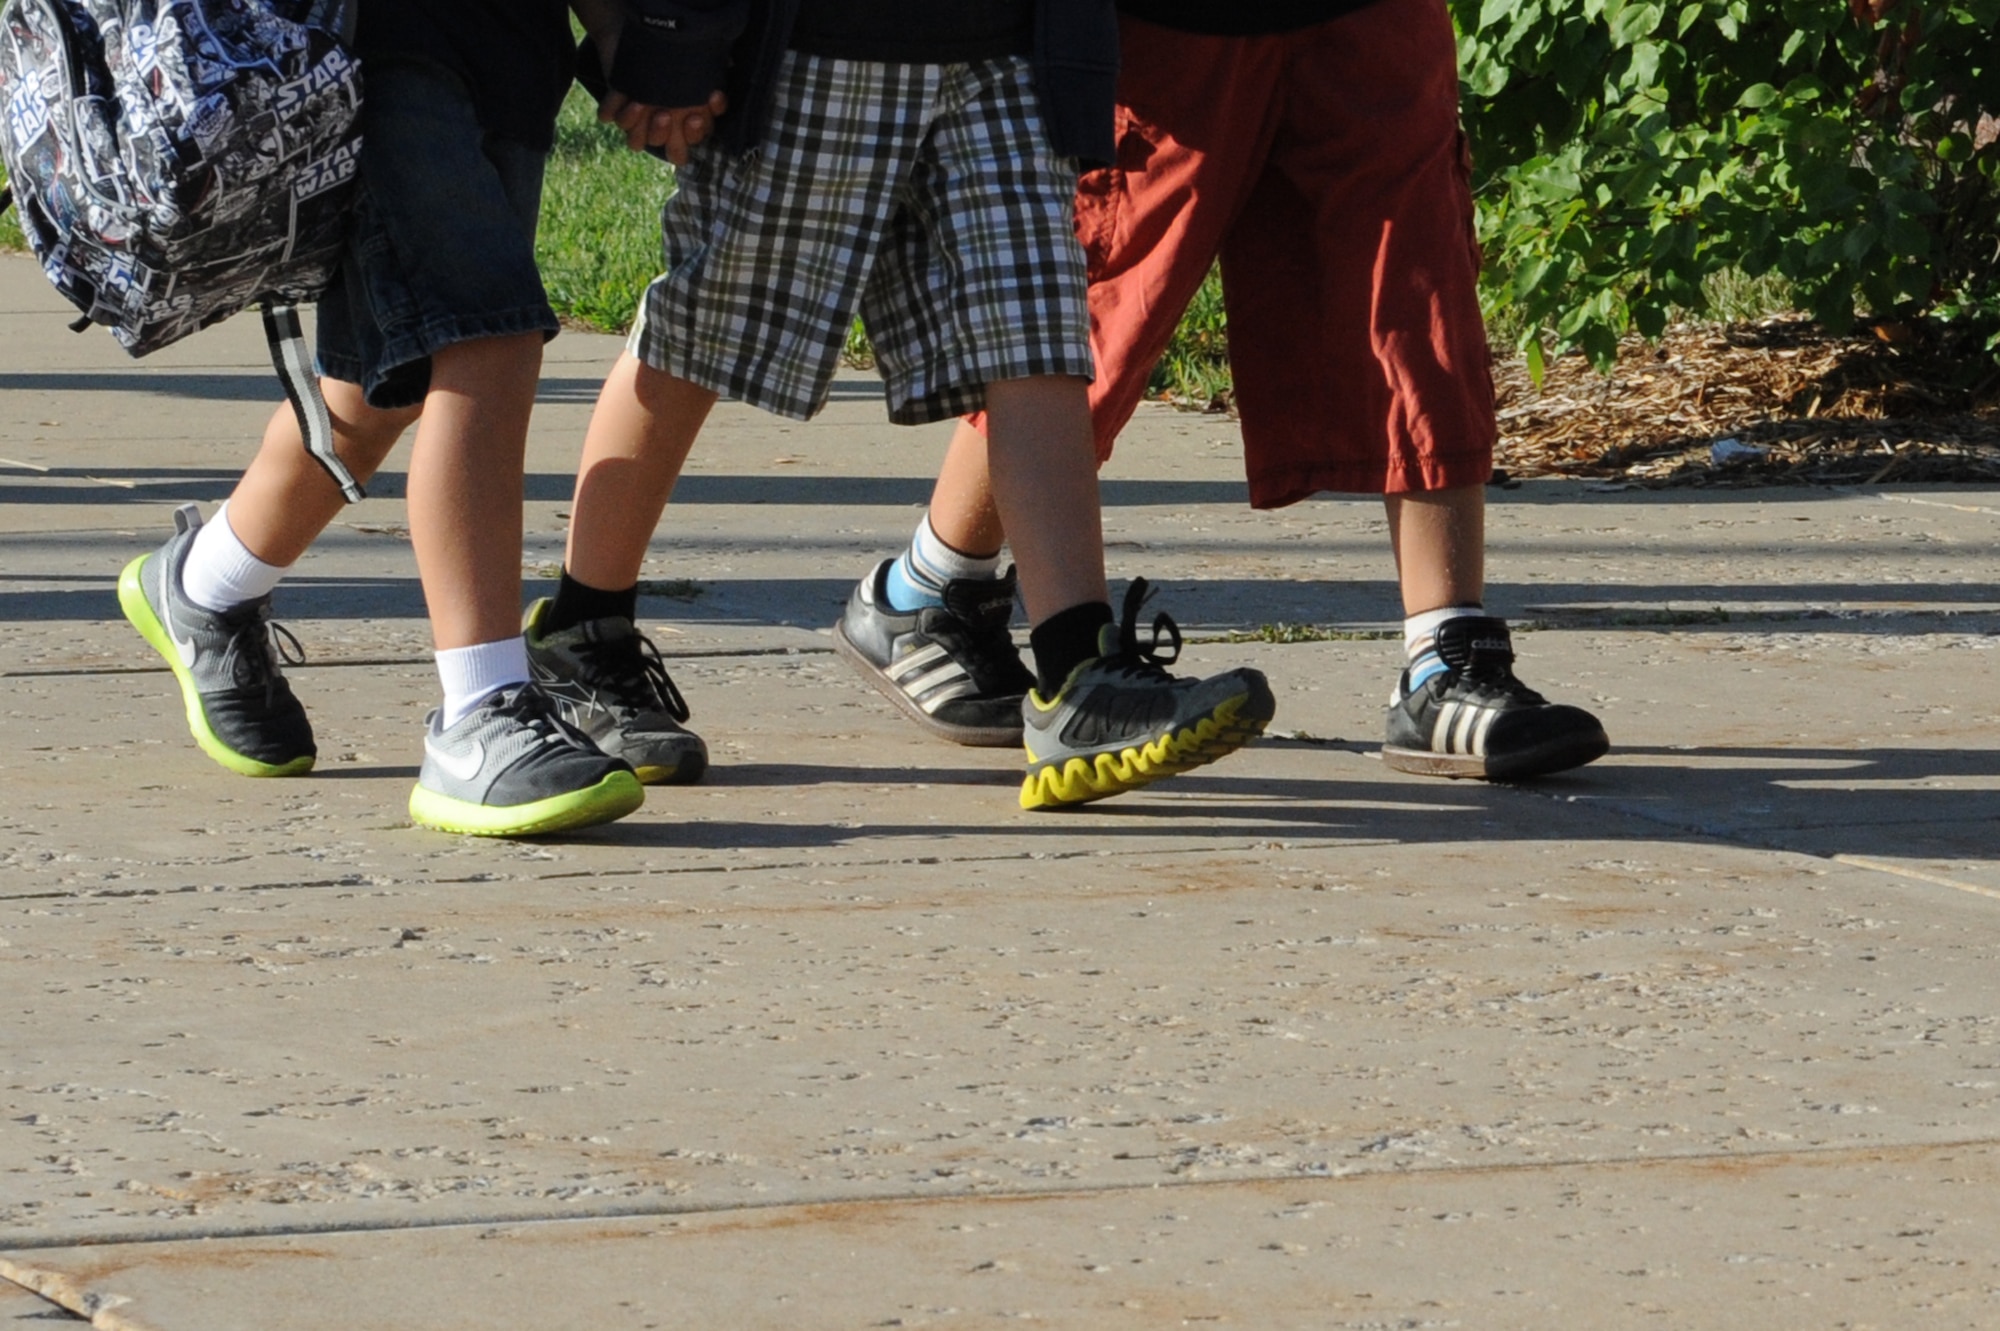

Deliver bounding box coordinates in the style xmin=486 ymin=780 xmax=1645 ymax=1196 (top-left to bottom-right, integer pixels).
xmin=1029 ymin=601 xmax=1114 ymax=697
xmin=547 ymin=569 xmax=638 ymax=634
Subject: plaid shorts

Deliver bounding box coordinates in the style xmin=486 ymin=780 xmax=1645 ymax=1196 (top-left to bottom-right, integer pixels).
xmin=629 ymin=52 xmax=1093 ymax=425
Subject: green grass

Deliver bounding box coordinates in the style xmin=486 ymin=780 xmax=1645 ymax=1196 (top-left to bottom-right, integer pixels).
xmin=1146 ymin=264 xmax=1231 ymax=405
xmin=1701 ymin=268 xmax=1796 ymax=325
xmin=535 ymin=86 xmax=679 ymax=333
xmin=0 ymin=161 xmax=24 ymax=251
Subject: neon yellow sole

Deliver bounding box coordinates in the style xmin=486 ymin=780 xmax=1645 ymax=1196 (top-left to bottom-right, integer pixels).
xmin=117 ymin=554 xmax=314 ymax=778
xmin=408 ymin=770 xmax=645 ymax=837
xmin=1019 ymin=694 xmax=1268 ymax=810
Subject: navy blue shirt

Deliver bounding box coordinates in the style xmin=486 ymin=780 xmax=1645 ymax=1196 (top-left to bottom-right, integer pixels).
xmin=358 ymin=0 xmax=576 ymax=151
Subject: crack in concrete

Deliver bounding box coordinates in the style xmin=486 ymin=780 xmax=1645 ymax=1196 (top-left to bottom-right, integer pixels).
xmin=0 ymin=840 xmax=1405 ymax=904
xmin=1510 ymin=782 xmax=2000 ymax=906
xmin=5 ymin=1135 xmax=1996 ymax=1255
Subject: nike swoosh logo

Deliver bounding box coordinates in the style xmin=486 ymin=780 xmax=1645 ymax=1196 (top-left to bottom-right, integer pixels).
xmin=160 ymin=562 xmax=198 ymax=669
xmin=425 ymin=737 xmax=486 ymax=783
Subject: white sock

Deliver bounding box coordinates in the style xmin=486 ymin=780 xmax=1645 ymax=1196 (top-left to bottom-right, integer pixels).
xmin=180 ymin=502 xmax=288 ymax=612
xmin=1403 ymin=605 xmax=1485 ymax=656
xmin=435 ymin=637 xmax=532 ymax=728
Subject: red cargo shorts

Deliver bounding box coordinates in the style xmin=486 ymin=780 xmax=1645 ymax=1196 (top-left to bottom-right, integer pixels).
xmin=1075 ymin=0 xmax=1497 ymax=506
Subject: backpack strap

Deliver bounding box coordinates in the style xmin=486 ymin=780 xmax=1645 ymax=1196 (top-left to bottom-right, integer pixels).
xmin=261 ymin=302 xmax=365 ymax=503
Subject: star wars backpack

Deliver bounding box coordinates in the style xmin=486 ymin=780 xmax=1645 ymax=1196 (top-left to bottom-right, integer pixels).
xmin=0 ymin=0 xmax=366 ymax=499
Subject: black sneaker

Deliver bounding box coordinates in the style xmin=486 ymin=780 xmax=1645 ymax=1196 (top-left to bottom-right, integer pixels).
xmin=523 ymin=599 xmax=709 ymax=785
xmin=409 ymin=682 xmax=644 ymax=837
xmin=116 ymin=503 xmax=316 ymax=777
xmin=1382 ymin=616 xmax=1608 ymax=780
xmin=832 ymin=559 xmax=1034 ymax=747
xmin=1020 ymin=579 xmax=1276 ymax=810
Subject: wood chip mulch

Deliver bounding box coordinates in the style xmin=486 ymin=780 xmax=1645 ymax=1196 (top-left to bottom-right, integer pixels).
xmin=1490 ymin=317 xmax=2000 ymax=487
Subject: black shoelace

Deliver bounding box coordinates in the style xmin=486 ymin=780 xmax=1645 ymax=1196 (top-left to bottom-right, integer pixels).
xmin=574 ymin=630 xmax=691 ymax=722
xmin=219 ymin=606 xmax=304 ymax=710
xmin=1104 ymin=578 xmax=1182 ymax=682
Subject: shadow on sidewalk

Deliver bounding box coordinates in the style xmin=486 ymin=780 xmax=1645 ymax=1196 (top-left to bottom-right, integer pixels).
xmin=552 ymin=741 xmax=2000 ymax=866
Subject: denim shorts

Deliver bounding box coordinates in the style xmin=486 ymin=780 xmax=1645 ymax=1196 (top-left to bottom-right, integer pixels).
xmin=316 ymin=58 xmax=558 ymax=410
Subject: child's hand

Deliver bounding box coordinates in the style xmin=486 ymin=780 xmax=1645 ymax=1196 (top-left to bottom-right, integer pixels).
xmin=600 ymin=89 xmax=729 ymax=165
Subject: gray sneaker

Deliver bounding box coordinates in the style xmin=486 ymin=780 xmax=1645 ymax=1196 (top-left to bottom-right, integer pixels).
xmin=1020 ymin=580 xmax=1276 ymax=810
xmin=523 ymin=598 xmax=709 ymax=784
xmin=116 ymin=503 xmax=316 ymax=776
xmin=408 ymin=683 xmax=644 ymax=837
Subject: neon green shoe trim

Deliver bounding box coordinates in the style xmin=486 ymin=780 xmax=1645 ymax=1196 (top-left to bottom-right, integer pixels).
xmin=118 ymin=554 xmax=314 ymax=779
xmin=1019 ymin=694 xmax=1265 ymax=810
xmin=408 ymin=770 xmax=644 ymax=838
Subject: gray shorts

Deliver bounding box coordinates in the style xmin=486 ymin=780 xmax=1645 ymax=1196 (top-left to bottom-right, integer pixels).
xmin=629 ymin=52 xmax=1093 ymax=425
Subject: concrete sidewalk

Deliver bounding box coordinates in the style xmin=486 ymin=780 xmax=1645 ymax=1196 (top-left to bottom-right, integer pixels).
xmin=3 ymin=248 xmax=1998 ymax=1329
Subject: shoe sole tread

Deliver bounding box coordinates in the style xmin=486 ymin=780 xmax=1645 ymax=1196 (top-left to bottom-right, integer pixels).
xmin=1381 ymin=727 xmax=1610 ymax=780
xmin=1020 ymin=692 xmax=1271 ymax=809
xmin=408 ymin=770 xmax=644 ymax=837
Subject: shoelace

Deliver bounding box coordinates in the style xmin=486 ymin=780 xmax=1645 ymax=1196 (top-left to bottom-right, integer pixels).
xmin=220 ymin=607 xmax=304 ymax=711
xmin=1104 ymin=577 xmax=1182 ymax=681
xmin=574 ymin=629 xmax=692 ymax=722
xmin=1455 ymin=665 xmax=1549 ymax=707
xmin=493 ymin=683 xmax=604 ymax=751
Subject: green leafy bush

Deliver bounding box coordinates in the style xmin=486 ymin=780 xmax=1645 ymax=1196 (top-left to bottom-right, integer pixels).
xmin=1454 ymin=0 xmax=2000 ymax=375
xmin=1147 ymin=264 xmax=1231 ymax=403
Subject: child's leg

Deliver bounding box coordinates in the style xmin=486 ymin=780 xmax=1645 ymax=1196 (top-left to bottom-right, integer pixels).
xmin=1384 ymin=483 xmax=1485 ymax=616
xmin=219 ymin=385 xmax=415 ymax=569
xmin=117 ymin=382 xmax=413 ymax=779
xmin=982 ymin=376 xmax=1108 ymax=626
xmin=925 ymin=422 xmax=1005 ymax=555
xmin=175 ymin=384 xmax=413 ymax=616
xmin=403 ymin=328 xmax=646 ymax=835
xmin=559 ymin=351 xmax=716 ymax=597
xmin=404 ymin=331 xmax=544 ymax=652
xmin=523 ymin=352 xmax=716 ymax=786
xmin=851 ymin=19 xmax=1272 ymax=728
xmin=878 ymin=421 xmax=1007 ymax=613
xmin=1380 ymin=476 xmax=1607 ymax=779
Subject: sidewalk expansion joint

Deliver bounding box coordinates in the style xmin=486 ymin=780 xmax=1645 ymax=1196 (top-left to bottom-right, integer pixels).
xmin=0 ymin=841 xmax=1404 ymax=904
xmin=6 ymin=1135 xmax=1999 ymax=1255
xmin=1831 ymin=854 xmax=2000 ymax=901
xmin=1509 ymin=784 xmax=2000 ymax=908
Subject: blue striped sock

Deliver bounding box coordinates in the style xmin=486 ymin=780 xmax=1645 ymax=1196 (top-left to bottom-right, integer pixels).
xmin=882 ymin=515 xmax=1001 ymax=613
xmin=883 ymin=554 xmax=941 ymax=613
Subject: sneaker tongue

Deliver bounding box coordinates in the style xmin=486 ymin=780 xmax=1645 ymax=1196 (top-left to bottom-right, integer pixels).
xmin=1434 ymin=616 xmax=1513 ymax=673
xmin=579 ymin=615 xmax=638 ymax=645
xmin=939 ymin=574 xmax=1016 ymax=627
